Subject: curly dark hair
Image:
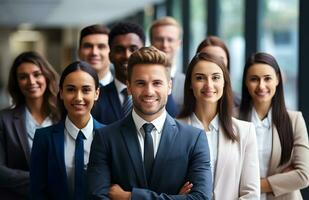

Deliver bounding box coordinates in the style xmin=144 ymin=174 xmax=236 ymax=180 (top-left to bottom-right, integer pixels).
xmin=108 ymin=22 xmax=145 ymax=47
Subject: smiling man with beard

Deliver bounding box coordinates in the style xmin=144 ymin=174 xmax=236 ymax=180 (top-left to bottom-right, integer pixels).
xmin=92 ymin=21 xmax=179 ymax=125
xmin=91 ymin=22 xmax=145 ymax=124
xmin=87 ymin=47 xmax=212 ymax=200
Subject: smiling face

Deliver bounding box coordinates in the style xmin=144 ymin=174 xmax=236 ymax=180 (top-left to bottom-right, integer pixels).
xmin=191 ymin=60 xmax=225 ymax=106
xmin=127 ymin=64 xmax=171 ymax=122
xmin=17 ymin=62 xmax=47 ymax=102
xmin=109 ymin=33 xmax=144 ymax=84
xmin=78 ymin=34 xmax=110 ymax=78
xmin=245 ymin=63 xmax=279 ymax=108
xmin=60 ymin=70 xmax=99 ymax=123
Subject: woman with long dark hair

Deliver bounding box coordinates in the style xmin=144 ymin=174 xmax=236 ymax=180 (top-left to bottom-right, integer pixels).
xmin=0 ymin=51 xmax=60 ymax=199
xmin=196 ymin=36 xmax=241 ymax=106
xmin=239 ymin=52 xmax=309 ymax=199
xmin=178 ymin=52 xmax=260 ymax=199
xmin=30 ymin=61 xmax=104 ymax=199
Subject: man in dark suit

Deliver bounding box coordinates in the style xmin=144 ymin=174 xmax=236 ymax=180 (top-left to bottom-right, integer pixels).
xmin=91 ymin=22 xmax=179 ymax=125
xmin=87 ymin=47 xmax=212 ymax=199
xmin=150 ymin=16 xmax=186 ymax=114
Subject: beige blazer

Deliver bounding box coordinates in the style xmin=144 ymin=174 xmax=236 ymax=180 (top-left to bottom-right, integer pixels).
xmin=179 ymin=116 xmax=260 ymax=200
xmin=264 ymin=111 xmax=309 ymax=199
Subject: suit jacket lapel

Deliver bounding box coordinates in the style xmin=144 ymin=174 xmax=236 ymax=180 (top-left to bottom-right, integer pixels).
xmin=269 ymin=125 xmax=281 ymax=175
xmin=121 ymin=115 xmax=147 ymax=187
xmin=214 ymin=125 xmax=232 ymax=189
xmin=108 ymin=83 xmax=122 ymax=119
xmin=13 ymin=106 xmax=31 ymax=166
xmin=93 ymin=118 xmax=104 ymax=130
xmin=52 ymin=121 xmax=67 ymax=178
xmin=150 ymin=115 xmax=177 ymax=187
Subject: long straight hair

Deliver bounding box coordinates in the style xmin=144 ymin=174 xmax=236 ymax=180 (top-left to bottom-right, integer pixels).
xmin=178 ymin=52 xmax=237 ymax=141
xmin=239 ymin=52 xmax=293 ymax=165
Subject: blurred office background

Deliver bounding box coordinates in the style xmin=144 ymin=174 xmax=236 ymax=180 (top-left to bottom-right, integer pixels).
xmin=0 ymin=1 xmax=308 ymax=195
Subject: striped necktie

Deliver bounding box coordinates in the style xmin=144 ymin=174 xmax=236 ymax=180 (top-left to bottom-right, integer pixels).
xmin=121 ymin=88 xmax=133 ymax=117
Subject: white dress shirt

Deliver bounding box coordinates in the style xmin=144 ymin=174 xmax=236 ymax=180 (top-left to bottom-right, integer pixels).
xmin=99 ymin=70 xmax=113 ymax=86
xmin=190 ymin=113 xmax=219 ymax=182
xmin=25 ymin=107 xmax=52 ymax=149
xmin=132 ymin=109 xmax=167 ymax=159
xmin=64 ymin=115 xmax=94 ymax=198
xmin=251 ymin=108 xmax=272 ymax=200
xmin=114 ymin=78 xmax=128 ymax=105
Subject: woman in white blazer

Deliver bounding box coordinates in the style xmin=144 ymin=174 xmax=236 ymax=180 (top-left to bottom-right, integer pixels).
xmin=239 ymin=52 xmax=309 ymax=199
xmin=177 ymin=52 xmax=260 ymax=199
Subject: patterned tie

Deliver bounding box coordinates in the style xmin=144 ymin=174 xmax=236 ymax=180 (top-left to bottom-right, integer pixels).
xmin=74 ymin=131 xmax=85 ymax=200
xmin=142 ymin=123 xmax=155 ymax=183
xmin=121 ymin=88 xmax=133 ymax=117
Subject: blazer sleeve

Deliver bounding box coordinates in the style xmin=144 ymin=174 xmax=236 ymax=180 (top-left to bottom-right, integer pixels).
xmin=30 ymin=129 xmax=49 ymax=200
xmin=87 ymin=129 xmax=110 ymax=200
xmin=239 ymin=122 xmax=261 ymax=199
xmin=131 ymin=130 xmax=212 ymax=200
xmin=267 ymin=112 xmax=309 ymax=196
xmin=0 ymin=115 xmax=29 ymax=196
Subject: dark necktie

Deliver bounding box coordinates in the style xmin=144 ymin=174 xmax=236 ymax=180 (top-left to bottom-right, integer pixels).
xmin=121 ymin=88 xmax=133 ymax=117
xmin=74 ymin=131 xmax=85 ymax=200
xmin=142 ymin=123 xmax=155 ymax=183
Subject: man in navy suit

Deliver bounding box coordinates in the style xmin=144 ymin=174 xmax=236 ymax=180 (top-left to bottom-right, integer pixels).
xmin=92 ymin=22 xmax=179 ymax=125
xmin=87 ymin=47 xmax=212 ymax=199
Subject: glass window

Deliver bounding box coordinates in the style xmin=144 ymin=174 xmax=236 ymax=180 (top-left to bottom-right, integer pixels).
xmin=190 ymin=0 xmax=207 ymax=59
xmin=218 ymin=0 xmax=245 ymax=97
xmin=259 ymin=0 xmax=299 ymax=109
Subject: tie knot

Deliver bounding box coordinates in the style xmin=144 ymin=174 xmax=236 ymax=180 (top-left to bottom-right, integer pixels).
xmin=142 ymin=123 xmax=155 ymax=135
xmin=77 ymin=131 xmax=85 ymax=140
xmin=121 ymin=88 xmax=128 ymax=96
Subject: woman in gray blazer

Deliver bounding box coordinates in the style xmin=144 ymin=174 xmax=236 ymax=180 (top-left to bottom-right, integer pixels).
xmin=178 ymin=52 xmax=260 ymax=199
xmin=239 ymin=52 xmax=309 ymax=199
xmin=0 ymin=51 xmax=60 ymax=199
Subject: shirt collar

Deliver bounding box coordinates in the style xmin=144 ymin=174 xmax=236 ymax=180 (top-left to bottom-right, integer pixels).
xmin=251 ymin=108 xmax=272 ymax=129
xmin=132 ymin=109 xmax=167 ymax=134
xmin=114 ymin=78 xmax=127 ymax=95
xmin=191 ymin=113 xmax=219 ymax=132
xmin=99 ymin=70 xmax=113 ymax=86
xmin=170 ymin=62 xmax=177 ymax=78
xmin=65 ymin=115 xmax=94 ymax=140
xmin=25 ymin=106 xmax=52 ymax=127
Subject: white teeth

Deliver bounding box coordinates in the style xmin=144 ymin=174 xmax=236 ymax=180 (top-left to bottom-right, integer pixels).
xmin=143 ymin=98 xmax=156 ymax=103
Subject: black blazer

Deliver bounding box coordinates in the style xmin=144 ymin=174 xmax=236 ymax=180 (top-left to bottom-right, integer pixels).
xmin=0 ymin=106 xmax=31 ymax=199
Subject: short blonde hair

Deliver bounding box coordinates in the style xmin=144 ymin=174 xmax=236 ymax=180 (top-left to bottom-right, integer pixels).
xmin=150 ymin=16 xmax=182 ymax=40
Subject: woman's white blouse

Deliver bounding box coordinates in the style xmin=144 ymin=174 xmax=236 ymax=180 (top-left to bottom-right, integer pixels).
xmin=251 ymin=108 xmax=273 ymax=200
xmin=190 ymin=113 xmax=219 ymax=183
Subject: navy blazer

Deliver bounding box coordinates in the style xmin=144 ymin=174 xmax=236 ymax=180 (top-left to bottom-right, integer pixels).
xmin=30 ymin=118 xmax=104 ymax=200
xmin=92 ymin=82 xmax=179 ymax=125
xmin=0 ymin=106 xmax=32 ymax=199
xmin=87 ymin=114 xmax=212 ymax=200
